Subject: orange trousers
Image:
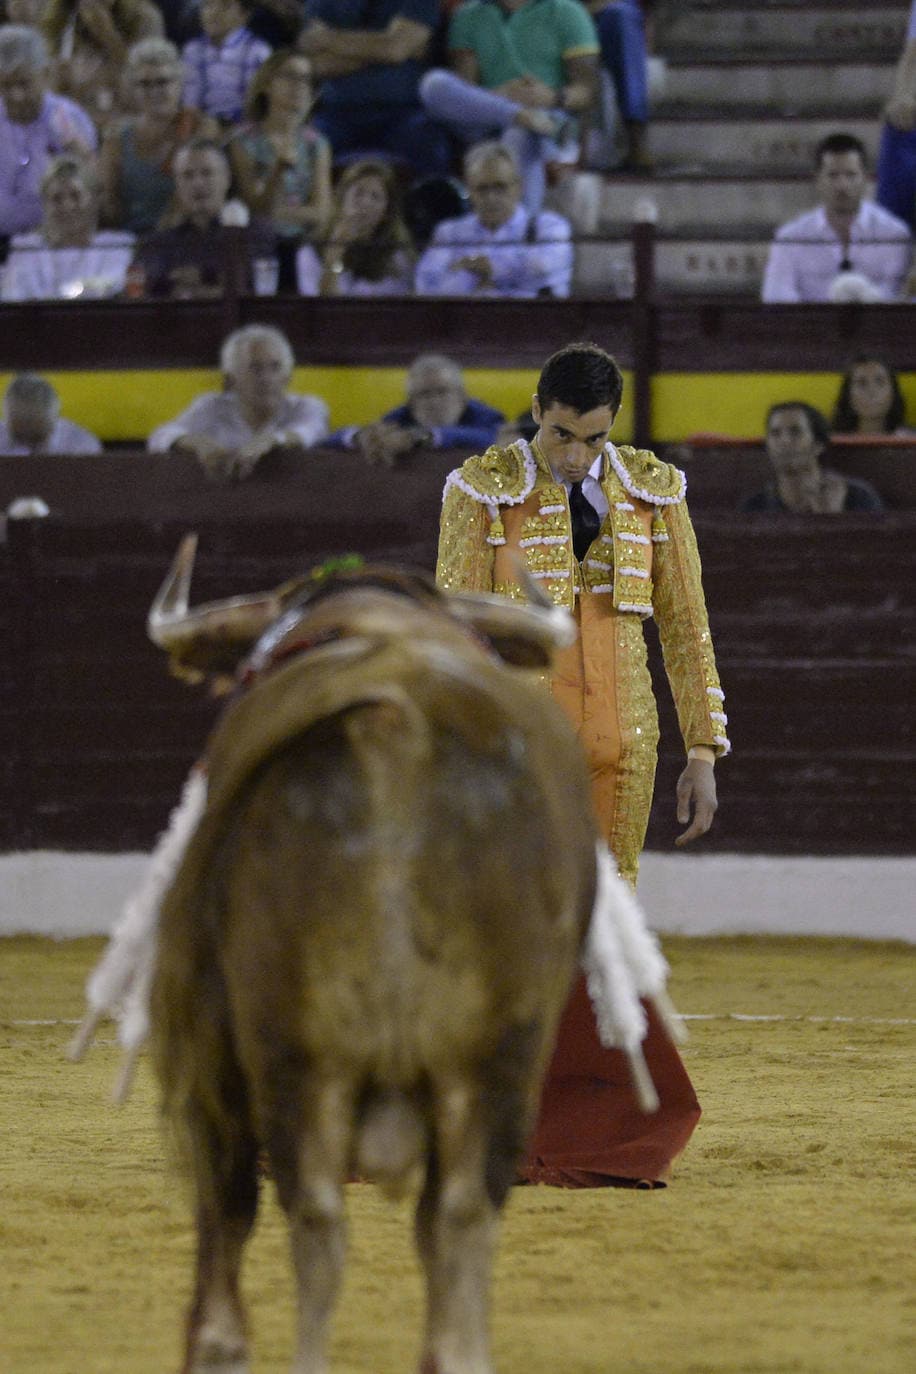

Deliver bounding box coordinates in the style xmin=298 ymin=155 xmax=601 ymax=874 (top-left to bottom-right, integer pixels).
xmin=520 ymin=594 xmax=700 ymax=1186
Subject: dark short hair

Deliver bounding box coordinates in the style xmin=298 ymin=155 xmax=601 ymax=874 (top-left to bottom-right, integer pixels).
xmin=815 ymin=132 xmax=867 ymax=170
xmin=832 ymin=355 xmax=905 ymax=434
xmin=766 ymin=401 xmax=831 ymax=448
xmin=536 ymin=343 xmax=624 ymax=415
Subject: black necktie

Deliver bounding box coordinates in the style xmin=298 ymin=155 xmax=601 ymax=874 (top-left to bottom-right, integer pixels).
xmin=569 ymin=481 xmax=600 ymax=562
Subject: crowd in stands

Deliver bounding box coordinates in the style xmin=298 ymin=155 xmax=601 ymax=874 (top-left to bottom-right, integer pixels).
xmin=1 ymin=3 xmax=915 ymax=302
xmin=0 ymin=1 xmax=914 ymax=499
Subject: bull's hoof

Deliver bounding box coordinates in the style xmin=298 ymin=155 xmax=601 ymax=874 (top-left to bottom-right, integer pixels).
xmin=190 ymin=1329 xmax=250 ymax=1372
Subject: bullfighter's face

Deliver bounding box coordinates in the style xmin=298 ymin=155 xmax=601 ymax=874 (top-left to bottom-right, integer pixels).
xmin=531 ymin=397 xmax=617 ymax=484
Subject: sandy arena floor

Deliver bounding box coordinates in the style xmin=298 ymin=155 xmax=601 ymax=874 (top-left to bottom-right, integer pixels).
xmin=1 ymin=934 xmax=914 ymax=1374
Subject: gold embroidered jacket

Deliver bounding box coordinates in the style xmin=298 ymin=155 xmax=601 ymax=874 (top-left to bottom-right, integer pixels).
xmin=436 ymin=438 xmax=730 ymax=757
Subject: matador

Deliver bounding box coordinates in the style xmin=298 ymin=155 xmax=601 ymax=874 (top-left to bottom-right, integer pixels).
xmin=436 ymin=343 xmax=730 ymax=1186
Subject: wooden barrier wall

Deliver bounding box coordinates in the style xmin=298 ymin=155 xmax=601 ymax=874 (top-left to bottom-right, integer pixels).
xmin=1 ymin=450 xmax=913 ymax=857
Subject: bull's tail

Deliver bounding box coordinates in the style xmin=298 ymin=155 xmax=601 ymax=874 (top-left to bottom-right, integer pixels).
xmin=354 ymin=1090 xmax=427 ymax=1199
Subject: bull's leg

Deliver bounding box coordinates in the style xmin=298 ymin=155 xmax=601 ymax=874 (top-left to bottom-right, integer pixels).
xmin=278 ymin=1076 xmax=355 ymax=1374
xmin=183 ymin=1112 xmax=260 ymax=1374
xmin=415 ymin=1077 xmax=501 ymax=1374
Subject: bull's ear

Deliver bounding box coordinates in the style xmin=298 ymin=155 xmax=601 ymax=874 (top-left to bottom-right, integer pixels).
xmin=446 ymin=590 xmax=576 ymax=670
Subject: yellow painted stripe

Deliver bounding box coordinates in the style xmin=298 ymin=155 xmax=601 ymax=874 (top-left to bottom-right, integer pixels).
xmin=652 ymin=372 xmax=916 ymax=441
xmin=0 ymin=366 xmax=636 ymax=443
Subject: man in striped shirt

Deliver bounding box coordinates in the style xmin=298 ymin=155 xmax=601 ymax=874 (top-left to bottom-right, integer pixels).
xmin=182 ymin=0 xmax=271 ymax=126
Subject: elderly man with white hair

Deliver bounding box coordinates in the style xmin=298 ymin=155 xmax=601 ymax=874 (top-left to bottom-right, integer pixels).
xmin=0 ymin=24 xmax=97 ymax=241
xmin=148 ymin=324 xmax=329 ymax=481
xmin=415 ymin=142 xmax=573 ymax=299
xmin=0 ymin=373 xmax=102 ymax=454
xmin=328 ymin=352 xmax=505 ymax=466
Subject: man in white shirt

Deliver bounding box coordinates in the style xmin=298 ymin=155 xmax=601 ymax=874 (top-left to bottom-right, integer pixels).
xmin=148 ymin=323 xmax=329 ymax=480
xmin=761 ymin=131 xmax=912 ymax=303
xmin=415 ymin=141 xmax=573 ymax=298
xmin=0 ymin=372 xmax=102 ymax=454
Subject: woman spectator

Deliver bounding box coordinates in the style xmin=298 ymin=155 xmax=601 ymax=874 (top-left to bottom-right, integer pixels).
xmin=227 ymin=48 xmax=330 ymax=287
xmin=43 ymin=0 xmax=163 ymax=130
xmin=99 ymin=36 xmax=218 ymax=234
xmin=831 ymin=355 xmax=909 ymax=436
xmin=295 ymin=157 xmax=414 ymax=297
xmin=1 ymin=150 xmax=134 ymax=298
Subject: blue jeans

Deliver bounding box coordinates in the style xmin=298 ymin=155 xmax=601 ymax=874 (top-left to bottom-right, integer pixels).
xmin=594 ymin=0 xmax=649 ymax=124
xmin=419 ymin=69 xmax=570 ymax=213
xmin=877 ymin=122 xmax=916 ymax=231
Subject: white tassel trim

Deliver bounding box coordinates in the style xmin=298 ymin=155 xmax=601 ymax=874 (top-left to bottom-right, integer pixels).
xmin=585 ymin=558 xmax=613 ymax=571
xmin=68 ymin=767 xmax=208 ymax=1101
xmin=539 ymin=503 xmax=564 ymax=514
xmin=706 ymin=686 xmax=725 ymax=700
xmin=651 ymin=532 xmax=669 ymax=543
xmin=607 ymin=444 xmax=686 ymax=506
xmin=619 ymin=601 xmax=653 ymax=615
xmin=530 ymin=567 xmax=570 ymax=579
xmin=519 ymin=534 xmax=568 ymax=548
xmin=714 ymin=735 xmax=731 ymax=753
xmin=590 ymin=584 xmax=613 ymax=594
xmin=581 ymin=843 xmax=686 ymax=1113
xmin=443 ymin=442 xmax=538 ymax=508
xmin=617 ymin=531 xmax=650 ymax=546
xmin=615 ymin=501 xmax=635 ymax=511
xmin=486 ymin=535 xmax=506 ymax=545
xmin=710 ymin=711 xmax=728 ymax=724
xmin=619 ymin=565 xmax=650 ymax=579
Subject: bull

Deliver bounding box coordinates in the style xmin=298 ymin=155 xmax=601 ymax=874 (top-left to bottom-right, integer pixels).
xmin=71 ymin=538 xmax=680 ymax=1374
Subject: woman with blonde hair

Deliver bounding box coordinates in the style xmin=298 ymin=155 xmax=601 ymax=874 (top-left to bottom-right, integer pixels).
xmin=98 ymin=36 xmax=218 ymax=233
xmin=43 ymin=0 xmax=163 ymax=129
xmin=296 ymin=157 xmax=415 ymax=297
xmin=1 ymin=151 xmax=134 ymax=298
xmin=227 ymin=49 xmax=331 ymax=287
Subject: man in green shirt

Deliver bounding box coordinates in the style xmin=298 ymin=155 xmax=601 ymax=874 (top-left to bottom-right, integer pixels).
xmin=420 ymin=0 xmax=599 ymax=211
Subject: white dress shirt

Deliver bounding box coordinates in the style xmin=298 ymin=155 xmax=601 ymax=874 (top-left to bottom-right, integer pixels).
xmin=761 ymin=201 xmax=912 ymax=303
xmin=0 ymin=417 xmax=102 ymax=455
xmin=1 ymin=231 xmax=136 ymax=301
xmin=415 ymin=205 xmax=573 ymax=298
xmin=147 ymin=391 xmax=330 ymax=453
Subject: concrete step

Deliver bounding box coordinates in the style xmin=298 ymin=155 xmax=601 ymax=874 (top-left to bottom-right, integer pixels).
xmin=658 ymin=61 xmax=894 ymax=112
xmin=657 ymin=5 xmax=905 ymax=57
xmin=646 ymin=114 xmax=879 ymax=173
xmin=573 ymin=236 xmax=770 ymax=297
xmin=563 ymin=171 xmax=814 ymax=236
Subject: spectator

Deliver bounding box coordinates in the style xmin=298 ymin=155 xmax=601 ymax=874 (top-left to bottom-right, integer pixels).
xmin=1 ymin=151 xmax=133 ymax=298
xmin=295 ymin=155 xmax=414 ymax=296
xmin=0 ymin=371 xmax=102 ymax=452
xmin=415 ymin=141 xmax=573 ymax=297
xmin=181 ymin=0 xmax=271 ymax=127
xmin=329 ymin=352 xmax=505 ymax=463
xmin=582 ymin=0 xmax=651 ymax=170
xmin=129 ymin=136 xmax=275 ymax=296
xmin=744 ymin=402 xmax=885 ymax=513
xmin=99 ymin=36 xmax=219 ymax=235
xmin=419 ymin=0 xmax=599 ymax=212
xmin=0 ymin=24 xmax=97 ymax=241
xmin=876 ymin=0 xmax=916 ymax=231
xmin=298 ymin=0 xmax=451 ymax=179
xmin=42 ymin=0 xmax=163 ymax=130
xmin=227 ymin=48 xmax=331 ymax=267
xmin=148 ymin=323 xmax=329 ymax=479
xmin=831 ymin=356 xmax=909 ymax=437
xmin=761 ymin=132 xmax=912 ymax=304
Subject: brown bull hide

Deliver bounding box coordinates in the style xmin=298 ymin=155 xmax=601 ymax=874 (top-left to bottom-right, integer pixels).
xmin=150 ymin=573 xmax=597 ymax=1374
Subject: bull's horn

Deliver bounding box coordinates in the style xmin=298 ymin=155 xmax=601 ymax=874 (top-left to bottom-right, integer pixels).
xmin=147 ymin=532 xmax=199 ymax=642
xmin=448 ymin=590 xmax=576 ymax=652
xmin=147 ymin=534 xmax=282 ymax=657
